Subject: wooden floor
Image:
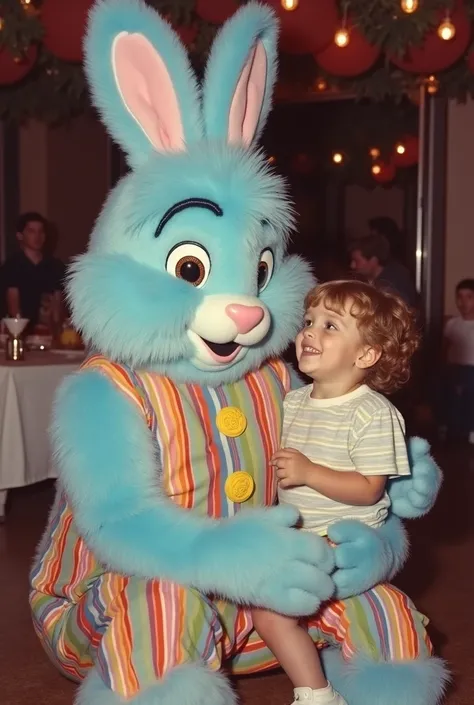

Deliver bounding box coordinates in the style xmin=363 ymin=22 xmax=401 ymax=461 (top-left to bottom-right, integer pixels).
xmin=0 ymin=442 xmax=473 ymax=704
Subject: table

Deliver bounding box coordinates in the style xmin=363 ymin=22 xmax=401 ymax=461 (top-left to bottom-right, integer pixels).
xmin=0 ymin=349 xmax=85 ymax=520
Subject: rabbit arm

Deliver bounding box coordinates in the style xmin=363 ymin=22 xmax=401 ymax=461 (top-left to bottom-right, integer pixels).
xmin=52 ymin=369 xmax=335 ymax=615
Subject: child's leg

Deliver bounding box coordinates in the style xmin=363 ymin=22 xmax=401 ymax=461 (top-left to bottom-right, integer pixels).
xmin=252 ymin=608 xmax=327 ymax=689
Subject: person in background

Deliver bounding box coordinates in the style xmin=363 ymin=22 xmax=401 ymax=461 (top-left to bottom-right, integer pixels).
xmin=0 ymin=212 xmax=66 ymax=331
xmin=368 ymin=216 xmax=405 ymax=263
xmin=440 ymin=278 xmax=474 ymax=443
xmin=348 ymin=233 xmax=418 ymax=309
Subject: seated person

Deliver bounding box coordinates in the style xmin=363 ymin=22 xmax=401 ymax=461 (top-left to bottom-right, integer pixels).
xmin=439 ymin=278 xmax=474 ymax=442
xmin=1 ymin=212 xmax=65 ymax=332
xmin=348 ymin=233 xmax=417 ymax=309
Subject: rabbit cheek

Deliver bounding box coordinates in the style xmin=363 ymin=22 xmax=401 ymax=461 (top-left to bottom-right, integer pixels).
xmin=187 ymin=294 xmax=271 ymax=368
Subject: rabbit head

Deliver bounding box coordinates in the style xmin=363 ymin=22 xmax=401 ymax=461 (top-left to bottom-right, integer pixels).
xmin=69 ymin=0 xmax=314 ymax=386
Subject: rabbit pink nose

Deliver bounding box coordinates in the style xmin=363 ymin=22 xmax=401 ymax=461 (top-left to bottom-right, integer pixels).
xmin=225 ymin=304 xmax=264 ymax=334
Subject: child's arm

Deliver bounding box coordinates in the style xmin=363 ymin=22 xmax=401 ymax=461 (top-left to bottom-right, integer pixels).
xmin=272 ymin=448 xmax=386 ymax=506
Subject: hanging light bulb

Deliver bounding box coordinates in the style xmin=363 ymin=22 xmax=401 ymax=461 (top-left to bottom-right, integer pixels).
xmin=400 ymin=0 xmax=418 ymax=13
xmin=372 ymin=164 xmax=382 ymax=175
xmin=395 ymin=143 xmax=406 ymax=155
xmin=369 ymin=148 xmax=380 ymax=159
xmin=334 ymin=28 xmax=350 ymax=47
xmin=332 ymin=152 xmax=344 ymax=164
xmin=437 ymin=14 xmax=456 ymax=41
xmin=281 ymin=0 xmax=299 ymax=10
xmin=335 ymin=2 xmax=350 ymax=47
xmin=426 ymin=74 xmax=439 ymax=94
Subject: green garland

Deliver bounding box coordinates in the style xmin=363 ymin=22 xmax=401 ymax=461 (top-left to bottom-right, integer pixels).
xmin=0 ymin=0 xmax=473 ymax=120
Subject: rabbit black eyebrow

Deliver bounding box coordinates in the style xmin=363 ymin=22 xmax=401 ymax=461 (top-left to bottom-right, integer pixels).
xmin=154 ymin=198 xmax=223 ymax=237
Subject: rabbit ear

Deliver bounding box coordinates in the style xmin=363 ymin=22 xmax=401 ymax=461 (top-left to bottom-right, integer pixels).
xmin=202 ymin=2 xmax=278 ymax=147
xmin=84 ymin=0 xmax=203 ymax=168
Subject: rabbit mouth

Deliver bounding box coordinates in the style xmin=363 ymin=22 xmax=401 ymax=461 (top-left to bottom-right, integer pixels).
xmin=201 ymin=338 xmax=242 ymax=361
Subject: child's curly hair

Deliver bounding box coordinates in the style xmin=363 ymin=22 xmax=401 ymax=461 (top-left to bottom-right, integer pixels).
xmin=304 ymin=279 xmax=421 ymax=395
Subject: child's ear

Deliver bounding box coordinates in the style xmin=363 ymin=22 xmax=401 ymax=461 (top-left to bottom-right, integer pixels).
xmin=355 ymin=345 xmax=381 ymax=370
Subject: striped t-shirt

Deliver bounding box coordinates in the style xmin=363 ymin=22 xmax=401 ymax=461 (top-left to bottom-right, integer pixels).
xmin=277 ymin=384 xmax=410 ymax=535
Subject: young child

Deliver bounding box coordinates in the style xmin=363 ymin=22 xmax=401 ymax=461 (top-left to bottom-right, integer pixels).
xmin=252 ymin=280 xmax=420 ymax=705
xmin=440 ymin=278 xmax=474 ymax=442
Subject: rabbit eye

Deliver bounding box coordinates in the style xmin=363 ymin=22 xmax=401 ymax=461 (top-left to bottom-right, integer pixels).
xmin=166 ymin=242 xmax=211 ymax=288
xmin=257 ymin=249 xmax=274 ymax=292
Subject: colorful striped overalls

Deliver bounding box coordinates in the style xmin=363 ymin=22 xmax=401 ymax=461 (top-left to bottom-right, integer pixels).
xmin=30 ymin=355 xmax=433 ymax=698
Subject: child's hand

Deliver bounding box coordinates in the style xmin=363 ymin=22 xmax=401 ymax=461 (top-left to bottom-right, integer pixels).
xmin=272 ymin=448 xmax=314 ymax=488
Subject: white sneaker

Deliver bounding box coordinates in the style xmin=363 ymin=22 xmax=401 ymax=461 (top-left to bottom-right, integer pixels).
xmin=292 ymin=684 xmax=348 ymax=705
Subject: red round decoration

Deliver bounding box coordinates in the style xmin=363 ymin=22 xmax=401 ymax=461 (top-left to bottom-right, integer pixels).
xmin=372 ymin=161 xmax=396 ymax=184
xmin=0 ymin=45 xmax=37 ymax=85
xmin=393 ymin=135 xmax=419 ymax=168
xmin=389 ymin=3 xmax=471 ymax=74
xmin=174 ymin=24 xmax=199 ymax=47
xmin=292 ymin=152 xmax=315 ymax=174
xmin=41 ymin=0 xmax=94 ymax=63
xmin=265 ymin=0 xmax=339 ymax=55
xmin=315 ymin=25 xmax=380 ymax=77
xmin=467 ymin=50 xmax=474 ymax=75
xmin=195 ymin=0 xmax=238 ymax=25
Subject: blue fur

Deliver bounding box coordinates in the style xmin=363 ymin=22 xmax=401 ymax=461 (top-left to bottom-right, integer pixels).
xmin=203 ymin=3 xmax=278 ymax=144
xmin=43 ymin=2 xmax=446 ymax=703
xmin=76 ymin=664 xmax=236 ymax=705
xmin=321 ymin=648 xmax=449 ymax=705
xmin=84 ymin=0 xmax=203 ymax=168
xmin=390 ymin=436 xmax=443 ymax=518
xmin=328 ymin=515 xmax=408 ymax=599
xmin=68 ymin=144 xmax=314 ymax=381
xmin=53 ymin=369 xmax=335 ymax=616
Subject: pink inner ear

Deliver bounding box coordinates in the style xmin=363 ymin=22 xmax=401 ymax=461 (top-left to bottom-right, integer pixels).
xmin=228 ymin=41 xmax=267 ymax=147
xmin=112 ymin=32 xmax=185 ymax=154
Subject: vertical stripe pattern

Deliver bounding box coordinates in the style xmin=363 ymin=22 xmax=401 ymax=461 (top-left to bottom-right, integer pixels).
xmin=30 ymin=356 xmax=433 ymax=698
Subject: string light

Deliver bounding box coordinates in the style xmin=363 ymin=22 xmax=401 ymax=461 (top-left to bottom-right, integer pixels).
xmin=426 ymin=74 xmax=439 ymax=94
xmin=400 ymin=0 xmax=418 ymax=13
xmin=401 ymin=0 xmax=418 ymax=15
xmin=332 ymin=152 xmax=344 ymax=164
xmin=315 ymin=78 xmax=327 ymax=92
xmin=395 ymin=143 xmax=406 ymax=155
xmin=437 ymin=14 xmax=456 ymax=41
xmin=369 ymin=148 xmax=380 ymax=159
xmin=372 ymin=164 xmax=382 ymax=175
xmin=334 ymin=28 xmax=350 ymax=47
xmin=281 ymin=0 xmax=299 ymax=10
xmin=335 ymin=2 xmax=350 ymax=48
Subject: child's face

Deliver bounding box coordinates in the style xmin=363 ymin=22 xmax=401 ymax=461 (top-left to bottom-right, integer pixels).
xmin=456 ymin=288 xmax=474 ymax=319
xmin=295 ymin=301 xmax=378 ymax=384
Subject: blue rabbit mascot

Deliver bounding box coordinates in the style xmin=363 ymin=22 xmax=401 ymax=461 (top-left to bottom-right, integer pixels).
xmin=30 ymin=2 xmax=447 ymax=704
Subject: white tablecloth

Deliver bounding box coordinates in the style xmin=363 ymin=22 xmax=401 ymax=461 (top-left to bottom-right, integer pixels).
xmin=0 ymin=351 xmax=84 ymax=502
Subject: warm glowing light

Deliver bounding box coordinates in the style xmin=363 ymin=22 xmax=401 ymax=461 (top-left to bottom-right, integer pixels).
xmin=400 ymin=0 xmax=418 ymax=13
xmin=437 ymin=17 xmax=456 ymax=41
xmin=281 ymin=0 xmax=298 ymax=10
xmin=372 ymin=164 xmax=382 ymax=175
xmin=0 ymin=18 xmax=4 ymax=30
xmin=315 ymin=78 xmax=327 ymax=91
xmin=369 ymin=147 xmax=380 ymax=159
xmin=395 ymin=143 xmax=406 ymax=155
xmin=332 ymin=152 xmax=343 ymax=164
xmin=416 ymin=248 xmax=423 ymax=259
xmin=426 ymin=75 xmax=439 ymax=95
xmin=334 ymin=28 xmax=350 ymax=48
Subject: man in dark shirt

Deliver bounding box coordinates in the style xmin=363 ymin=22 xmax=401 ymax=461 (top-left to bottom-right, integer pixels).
xmin=348 ymin=233 xmax=418 ymax=308
xmin=0 ymin=212 xmax=65 ymax=329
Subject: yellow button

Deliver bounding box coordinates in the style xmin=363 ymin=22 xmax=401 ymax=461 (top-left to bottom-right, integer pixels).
xmin=216 ymin=407 xmax=247 ymax=438
xmin=225 ymin=471 xmax=255 ymax=503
